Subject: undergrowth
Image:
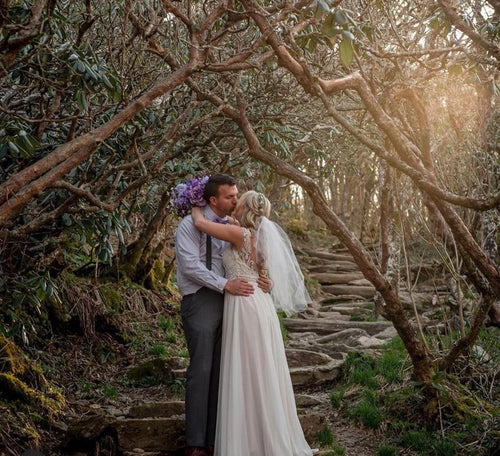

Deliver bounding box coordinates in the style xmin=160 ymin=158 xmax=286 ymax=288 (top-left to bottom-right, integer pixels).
xmin=0 ymin=271 xmax=185 ymax=454
xmin=329 ymin=331 xmax=499 ymax=456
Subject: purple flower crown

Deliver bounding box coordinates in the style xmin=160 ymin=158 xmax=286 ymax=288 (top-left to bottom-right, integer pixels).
xmin=172 ymin=175 xmax=209 ymax=218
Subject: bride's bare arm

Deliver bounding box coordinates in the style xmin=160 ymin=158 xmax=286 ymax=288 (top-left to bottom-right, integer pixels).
xmin=192 ymin=207 xmax=244 ymax=248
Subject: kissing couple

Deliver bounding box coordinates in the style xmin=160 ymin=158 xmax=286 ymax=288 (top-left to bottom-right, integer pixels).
xmin=175 ymin=173 xmax=317 ymax=456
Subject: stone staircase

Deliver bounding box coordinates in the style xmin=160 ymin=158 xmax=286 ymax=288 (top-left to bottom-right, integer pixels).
xmin=65 ymin=244 xmax=444 ymax=455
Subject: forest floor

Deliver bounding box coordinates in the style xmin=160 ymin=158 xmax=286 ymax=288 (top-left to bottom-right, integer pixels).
xmin=3 ymin=229 xmax=498 ymax=456
xmin=32 ymin=229 xmax=386 ymax=456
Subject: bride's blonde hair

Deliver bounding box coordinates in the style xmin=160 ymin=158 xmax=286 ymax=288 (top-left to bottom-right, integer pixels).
xmin=235 ymin=191 xmax=271 ymax=230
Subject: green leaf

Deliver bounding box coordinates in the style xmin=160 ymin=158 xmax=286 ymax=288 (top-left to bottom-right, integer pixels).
xmin=322 ymin=13 xmax=338 ymax=38
xmin=8 ymin=141 xmax=19 ymax=154
xmin=101 ymin=74 xmax=114 ymax=90
xmin=339 ymin=37 xmax=354 ymax=66
xmin=76 ymin=90 xmax=88 ymax=112
xmin=76 ymin=60 xmax=85 ymax=73
xmin=0 ymin=144 xmax=7 ymax=160
xmin=315 ymin=0 xmax=329 ymax=18
xmin=116 ymin=227 xmax=124 ymax=244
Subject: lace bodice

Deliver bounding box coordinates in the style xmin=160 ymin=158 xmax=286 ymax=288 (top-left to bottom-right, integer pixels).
xmin=223 ymin=228 xmax=258 ymax=282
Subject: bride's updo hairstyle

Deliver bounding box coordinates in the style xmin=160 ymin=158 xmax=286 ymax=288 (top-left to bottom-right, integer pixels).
xmin=235 ymin=190 xmax=271 ymax=230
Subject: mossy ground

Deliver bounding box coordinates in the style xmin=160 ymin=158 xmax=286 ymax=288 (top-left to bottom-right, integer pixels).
xmin=325 ymin=330 xmax=499 ymax=456
xmin=0 ymin=272 xmax=186 ymax=454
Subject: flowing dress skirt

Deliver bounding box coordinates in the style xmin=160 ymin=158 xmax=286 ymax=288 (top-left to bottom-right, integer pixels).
xmin=214 ymin=283 xmax=314 ymax=456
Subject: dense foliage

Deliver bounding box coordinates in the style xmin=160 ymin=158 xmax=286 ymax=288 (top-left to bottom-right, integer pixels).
xmin=0 ymin=0 xmax=498 ymax=454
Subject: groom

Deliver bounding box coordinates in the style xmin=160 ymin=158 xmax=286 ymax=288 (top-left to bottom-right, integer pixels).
xmin=175 ymin=173 xmax=270 ymax=456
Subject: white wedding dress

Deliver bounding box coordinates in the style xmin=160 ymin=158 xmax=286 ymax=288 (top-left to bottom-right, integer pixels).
xmin=214 ymin=228 xmax=314 ymax=456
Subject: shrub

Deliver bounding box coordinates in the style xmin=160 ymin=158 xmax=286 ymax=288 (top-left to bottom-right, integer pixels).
xmin=315 ymin=428 xmax=334 ymax=446
xmin=376 ymin=351 xmax=404 ymax=383
xmin=330 ymin=388 xmax=345 ymax=408
xmin=376 ymin=444 xmax=398 ymax=456
xmin=352 ymin=399 xmax=383 ymax=428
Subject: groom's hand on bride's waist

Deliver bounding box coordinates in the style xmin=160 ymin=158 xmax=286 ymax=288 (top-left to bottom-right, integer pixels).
xmin=257 ymin=275 xmax=272 ymax=294
xmin=224 ymin=278 xmax=254 ymax=296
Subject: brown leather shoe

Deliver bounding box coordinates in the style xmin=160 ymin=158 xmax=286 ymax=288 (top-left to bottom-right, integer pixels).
xmin=185 ymin=447 xmax=207 ymax=456
xmin=205 ymin=445 xmax=214 ymax=456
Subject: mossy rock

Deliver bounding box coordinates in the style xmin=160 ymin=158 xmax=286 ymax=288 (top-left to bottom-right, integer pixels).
xmin=0 ymin=336 xmax=66 ymax=418
xmin=127 ymin=357 xmax=179 ymax=384
xmin=0 ymin=373 xmax=38 ymax=404
xmin=0 ymin=373 xmax=65 ymax=418
xmin=0 ymin=335 xmax=27 ymax=376
xmin=0 ymin=335 xmax=47 ymax=388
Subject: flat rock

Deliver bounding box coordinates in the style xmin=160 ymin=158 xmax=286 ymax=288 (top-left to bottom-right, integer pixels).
xmin=286 ymin=349 xmax=343 ymax=386
xmin=285 ymin=348 xmax=333 ymax=368
xmin=309 ymin=272 xmax=364 ymax=284
xmin=322 ymin=284 xmax=376 ymax=298
xmin=287 ymin=332 xmax=319 ymax=341
xmin=128 ymin=401 xmax=185 ymax=419
xmin=302 ymin=249 xmax=354 ymax=262
xmin=295 ymin=394 xmax=323 ymax=407
xmin=399 ymin=291 xmax=436 ymax=309
xmin=114 ymin=417 xmax=185 ymax=451
xmin=283 ymin=318 xmax=392 ymax=336
xmin=306 ymin=261 xmax=360 ymax=273
xmin=315 ymin=311 xmax=351 ymax=320
xmin=315 ymin=328 xmax=369 ymax=344
xmin=320 ymin=295 xmax=370 ymax=304
xmin=298 ymin=411 xmax=327 ymax=442
xmin=357 ymin=336 xmax=386 ymax=348
xmin=320 ymin=305 xmax=372 ymax=316
xmin=373 ymin=326 xmax=398 ymax=340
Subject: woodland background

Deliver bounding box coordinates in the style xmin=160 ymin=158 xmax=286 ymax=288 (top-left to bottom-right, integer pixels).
xmin=0 ymin=1 xmax=498 ymax=455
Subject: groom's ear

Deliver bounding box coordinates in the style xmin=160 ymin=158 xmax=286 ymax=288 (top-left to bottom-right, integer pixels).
xmin=208 ymin=195 xmax=217 ymax=206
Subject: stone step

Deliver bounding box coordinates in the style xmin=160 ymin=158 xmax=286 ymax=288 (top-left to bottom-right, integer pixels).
xmin=67 ymin=412 xmax=185 ymax=453
xmin=286 ymin=348 xmax=343 ymax=386
xmin=313 ymin=311 xmax=352 ymax=320
xmin=301 ymin=248 xmax=354 ymax=262
xmin=304 ymin=261 xmax=360 ymax=272
xmin=319 ymin=295 xmax=371 ymax=304
xmin=128 ymin=401 xmax=185 ymax=419
xmin=283 ymin=318 xmax=392 ymax=336
xmin=114 ymin=417 xmax=185 ymax=452
xmin=320 ymin=305 xmax=373 ymax=316
xmin=322 ymin=284 xmax=376 ymax=298
xmin=309 ymin=272 xmax=365 ymax=285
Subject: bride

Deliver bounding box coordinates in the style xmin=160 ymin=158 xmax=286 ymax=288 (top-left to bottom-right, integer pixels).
xmin=191 ymin=190 xmax=316 ymax=456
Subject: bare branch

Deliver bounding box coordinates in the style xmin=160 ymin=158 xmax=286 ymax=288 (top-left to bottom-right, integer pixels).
xmin=438 ymin=0 xmax=500 ymax=63
xmin=52 ymin=180 xmax=115 ymax=212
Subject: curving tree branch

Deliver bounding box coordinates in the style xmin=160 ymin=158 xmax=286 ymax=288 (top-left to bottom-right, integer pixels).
xmin=437 ymin=0 xmax=500 ymax=63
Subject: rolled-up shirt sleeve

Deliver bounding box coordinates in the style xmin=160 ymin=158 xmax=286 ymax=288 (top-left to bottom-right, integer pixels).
xmin=175 ymin=217 xmax=228 ymax=295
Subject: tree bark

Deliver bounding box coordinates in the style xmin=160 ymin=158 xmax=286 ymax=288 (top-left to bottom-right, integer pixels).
xmin=122 ymin=190 xmax=171 ymax=283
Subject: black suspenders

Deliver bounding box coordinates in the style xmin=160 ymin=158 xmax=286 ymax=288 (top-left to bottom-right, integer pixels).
xmin=206 ymin=235 xmax=212 ymax=270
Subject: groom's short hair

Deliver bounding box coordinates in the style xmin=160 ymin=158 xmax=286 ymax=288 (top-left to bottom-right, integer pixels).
xmin=204 ymin=173 xmax=237 ymax=202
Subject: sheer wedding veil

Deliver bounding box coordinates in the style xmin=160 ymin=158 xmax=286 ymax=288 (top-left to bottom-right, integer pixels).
xmin=256 ymin=217 xmax=311 ymax=316
xmin=238 ymin=191 xmax=310 ymax=316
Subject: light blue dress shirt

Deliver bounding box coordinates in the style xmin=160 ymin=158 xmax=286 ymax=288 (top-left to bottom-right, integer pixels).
xmin=175 ymin=206 xmax=229 ymax=296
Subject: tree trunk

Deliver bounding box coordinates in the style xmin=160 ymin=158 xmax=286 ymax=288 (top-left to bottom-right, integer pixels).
xmin=122 ymin=191 xmax=171 ymax=285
